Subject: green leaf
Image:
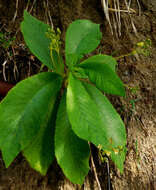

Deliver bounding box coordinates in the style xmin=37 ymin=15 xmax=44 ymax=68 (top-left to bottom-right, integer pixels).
xmin=67 ymin=73 xmax=126 ymax=172
xmin=83 ymin=83 xmax=127 ymax=172
xmin=65 ymin=20 xmax=102 ymax=67
xmin=78 ymin=55 xmax=125 ymax=96
xmin=23 ymin=100 xmax=58 ymax=175
xmin=21 ymin=10 xmax=52 ymax=70
xmin=0 ymin=72 xmax=62 ymax=167
xmin=55 ymin=91 xmax=90 ymax=184
xmin=80 ymin=54 xmax=117 ymax=71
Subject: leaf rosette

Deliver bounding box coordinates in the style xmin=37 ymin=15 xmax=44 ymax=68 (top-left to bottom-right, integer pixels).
xmin=0 ymin=10 xmax=127 ymax=184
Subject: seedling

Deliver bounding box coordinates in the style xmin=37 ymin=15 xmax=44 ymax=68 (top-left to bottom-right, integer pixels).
xmin=115 ymin=39 xmax=152 ymax=60
xmin=128 ymin=85 xmax=140 ymax=95
xmin=134 ymin=39 xmax=152 ymax=56
xmin=0 ymin=11 xmax=127 ymax=185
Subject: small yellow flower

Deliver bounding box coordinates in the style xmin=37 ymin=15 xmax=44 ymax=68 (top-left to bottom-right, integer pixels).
xmin=137 ymin=42 xmax=144 ymax=47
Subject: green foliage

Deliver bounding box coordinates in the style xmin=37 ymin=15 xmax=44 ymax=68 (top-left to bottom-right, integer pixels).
xmin=0 ymin=10 xmax=127 ymax=184
xmin=115 ymin=39 xmax=152 ymax=60
xmin=134 ymin=39 xmax=152 ymax=56
xmin=78 ymin=55 xmax=125 ymax=96
xmin=65 ymin=19 xmax=102 ymax=67
xmin=55 ymin=92 xmax=90 ymax=184
xmin=21 ymin=11 xmax=53 ymax=70
xmin=67 ymin=74 xmax=126 ymax=172
xmin=0 ymin=72 xmax=62 ymax=169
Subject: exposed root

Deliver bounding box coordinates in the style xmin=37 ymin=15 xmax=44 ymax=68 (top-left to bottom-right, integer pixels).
xmin=90 ymin=154 xmax=102 ymax=190
xmin=12 ymin=0 xmax=19 ymax=23
xmin=101 ymin=0 xmax=113 ymax=35
xmin=2 ymin=60 xmax=7 ymax=82
xmin=89 ymin=143 xmax=102 ymax=190
xmin=29 ymin=0 xmax=37 ymax=13
xmin=46 ymin=0 xmax=54 ymax=28
xmin=101 ymin=0 xmax=141 ymax=36
xmin=43 ymin=0 xmax=54 ymax=27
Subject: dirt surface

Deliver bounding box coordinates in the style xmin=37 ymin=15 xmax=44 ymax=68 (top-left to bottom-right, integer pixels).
xmin=0 ymin=0 xmax=156 ymax=189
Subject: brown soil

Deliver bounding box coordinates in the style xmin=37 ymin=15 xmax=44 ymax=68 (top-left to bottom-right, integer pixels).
xmin=0 ymin=0 xmax=156 ymax=189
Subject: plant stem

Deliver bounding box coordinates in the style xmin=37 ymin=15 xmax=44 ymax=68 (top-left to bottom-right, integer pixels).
xmin=115 ymin=52 xmax=134 ymax=60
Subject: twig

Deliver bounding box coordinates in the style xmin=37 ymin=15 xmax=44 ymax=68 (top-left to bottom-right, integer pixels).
xmin=136 ymin=0 xmax=141 ymax=16
xmin=11 ymin=46 xmax=19 ymax=81
xmin=29 ymin=0 xmax=37 ymax=13
xmin=90 ymin=155 xmax=102 ymax=190
xmin=13 ymin=63 xmax=19 ymax=81
xmin=12 ymin=0 xmax=19 ymax=23
xmin=124 ymin=0 xmax=138 ymax=35
xmin=106 ymin=159 xmax=111 ymax=190
xmin=115 ymin=0 xmax=121 ymax=36
xmin=46 ymin=0 xmax=54 ymax=28
xmin=2 ymin=60 xmax=7 ymax=81
xmin=101 ymin=0 xmax=113 ymax=35
xmin=89 ymin=143 xmax=102 ymax=190
xmin=108 ymin=8 xmax=136 ymax=13
xmin=101 ymin=0 xmax=139 ymax=37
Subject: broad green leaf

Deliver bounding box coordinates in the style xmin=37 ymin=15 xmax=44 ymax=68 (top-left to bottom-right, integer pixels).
xmin=55 ymin=91 xmax=90 ymax=184
xmin=65 ymin=20 xmax=102 ymax=67
xmin=23 ymin=100 xmax=58 ymax=175
xmin=67 ymin=73 xmax=126 ymax=172
xmin=83 ymin=83 xmax=126 ymax=172
xmin=80 ymin=54 xmax=117 ymax=71
xmin=0 ymin=72 xmax=62 ymax=167
xmin=21 ymin=11 xmax=52 ymax=70
xmin=78 ymin=55 xmax=125 ymax=96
